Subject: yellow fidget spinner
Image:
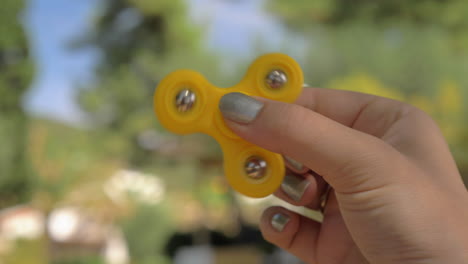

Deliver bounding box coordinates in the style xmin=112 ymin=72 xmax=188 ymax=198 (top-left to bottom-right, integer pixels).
xmin=154 ymin=53 xmax=303 ymax=198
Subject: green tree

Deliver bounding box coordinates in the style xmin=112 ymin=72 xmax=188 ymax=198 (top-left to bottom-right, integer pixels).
xmin=0 ymin=0 xmax=35 ymax=207
xmin=77 ymin=0 xmax=224 ymax=169
xmin=269 ymin=0 xmax=468 ymax=33
xmin=76 ymin=0 xmax=232 ymax=262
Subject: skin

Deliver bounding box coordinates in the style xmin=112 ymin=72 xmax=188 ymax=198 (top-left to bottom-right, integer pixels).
xmin=223 ymin=88 xmax=468 ymax=264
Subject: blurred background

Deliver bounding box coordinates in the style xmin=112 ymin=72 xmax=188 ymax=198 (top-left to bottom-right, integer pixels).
xmin=1 ymin=0 xmax=467 ymax=263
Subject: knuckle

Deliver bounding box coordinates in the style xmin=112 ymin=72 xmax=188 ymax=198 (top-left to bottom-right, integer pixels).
xmin=403 ymin=103 xmax=440 ymax=130
xmin=412 ymin=108 xmax=436 ymax=124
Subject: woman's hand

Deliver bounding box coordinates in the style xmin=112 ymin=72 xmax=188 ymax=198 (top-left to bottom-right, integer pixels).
xmin=219 ymin=88 xmax=468 ymax=264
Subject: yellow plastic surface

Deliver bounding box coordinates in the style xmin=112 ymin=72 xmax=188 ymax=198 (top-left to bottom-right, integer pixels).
xmin=153 ymin=53 xmax=303 ymax=197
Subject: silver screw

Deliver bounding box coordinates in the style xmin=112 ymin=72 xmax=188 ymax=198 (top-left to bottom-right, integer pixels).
xmin=244 ymin=156 xmax=267 ymax=180
xmin=175 ymin=89 xmax=196 ymax=112
xmin=265 ymin=69 xmax=287 ymax=89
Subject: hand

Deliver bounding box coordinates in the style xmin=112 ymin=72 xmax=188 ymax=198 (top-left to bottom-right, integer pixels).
xmin=219 ymin=88 xmax=468 ymax=264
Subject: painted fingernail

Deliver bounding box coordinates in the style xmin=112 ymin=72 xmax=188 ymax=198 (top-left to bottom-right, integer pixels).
xmin=219 ymin=92 xmax=264 ymax=124
xmin=281 ymin=174 xmax=310 ymax=202
xmin=284 ymin=156 xmax=308 ymax=174
xmin=271 ymin=213 xmax=290 ymax=232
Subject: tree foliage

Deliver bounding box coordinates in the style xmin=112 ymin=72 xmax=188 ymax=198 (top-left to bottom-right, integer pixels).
xmin=269 ymin=0 xmax=468 ymax=56
xmin=268 ymin=0 xmax=468 ymax=29
xmin=0 ymin=0 xmax=35 ymax=207
xmin=78 ymin=0 xmax=225 ymax=170
xmin=76 ymin=2 xmax=232 ymax=259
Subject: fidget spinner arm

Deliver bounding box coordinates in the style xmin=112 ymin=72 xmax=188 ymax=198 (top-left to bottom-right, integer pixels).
xmin=154 ymin=53 xmax=304 ymax=198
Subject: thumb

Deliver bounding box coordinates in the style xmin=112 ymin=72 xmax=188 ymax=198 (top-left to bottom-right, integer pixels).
xmin=218 ymin=92 xmax=405 ymax=194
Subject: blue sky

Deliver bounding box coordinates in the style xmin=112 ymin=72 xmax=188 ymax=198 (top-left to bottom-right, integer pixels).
xmin=22 ymin=0 xmax=286 ymax=125
xmin=23 ymin=0 xmax=98 ymax=124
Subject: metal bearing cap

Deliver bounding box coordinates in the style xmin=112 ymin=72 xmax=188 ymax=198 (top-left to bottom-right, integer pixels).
xmin=265 ymin=69 xmax=287 ymax=89
xmin=175 ymin=89 xmax=196 ymax=112
xmin=245 ymin=156 xmax=267 ymax=180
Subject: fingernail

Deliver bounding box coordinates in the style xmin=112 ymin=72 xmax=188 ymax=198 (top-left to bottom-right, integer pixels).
xmin=219 ymin=92 xmax=264 ymax=124
xmin=271 ymin=213 xmax=290 ymax=232
xmin=281 ymin=174 xmax=310 ymax=202
xmin=284 ymin=156 xmax=308 ymax=174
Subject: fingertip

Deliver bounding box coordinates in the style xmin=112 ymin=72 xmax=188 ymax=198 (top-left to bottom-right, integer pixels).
xmin=260 ymin=206 xmax=300 ymax=248
xmin=274 ymin=173 xmax=320 ymax=207
xmin=260 ymin=206 xmax=322 ymax=264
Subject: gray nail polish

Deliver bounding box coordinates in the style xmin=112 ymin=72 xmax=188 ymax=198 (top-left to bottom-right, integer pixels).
xmin=284 ymin=156 xmax=307 ymax=174
xmin=219 ymin=92 xmax=264 ymax=124
xmin=271 ymin=213 xmax=290 ymax=232
xmin=281 ymin=174 xmax=310 ymax=202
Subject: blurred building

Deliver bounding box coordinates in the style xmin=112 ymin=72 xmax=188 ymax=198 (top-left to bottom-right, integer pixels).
xmin=0 ymin=205 xmax=44 ymax=255
xmin=48 ymin=207 xmax=129 ymax=264
xmin=0 ymin=205 xmax=129 ymax=264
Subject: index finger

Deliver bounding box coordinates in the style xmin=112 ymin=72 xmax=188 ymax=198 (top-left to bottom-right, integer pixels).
xmin=295 ymin=87 xmax=397 ymax=136
xmin=295 ymin=87 xmax=460 ymax=184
